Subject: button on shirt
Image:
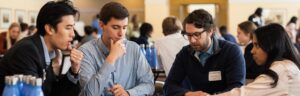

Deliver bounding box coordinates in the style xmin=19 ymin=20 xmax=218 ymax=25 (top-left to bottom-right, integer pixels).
xmin=79 ymin=38 xmax=154 ymax=96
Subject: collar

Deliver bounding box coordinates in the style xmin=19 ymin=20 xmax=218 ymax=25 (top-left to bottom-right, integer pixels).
xmin=97 ymin=37 xmax=110 ymax=57
xmin=40 ymin=36 xmax=56 ymax=65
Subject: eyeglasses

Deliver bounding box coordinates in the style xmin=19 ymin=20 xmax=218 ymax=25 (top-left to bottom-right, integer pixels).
xmin=181 ymin=30 xmax=206 ymax=40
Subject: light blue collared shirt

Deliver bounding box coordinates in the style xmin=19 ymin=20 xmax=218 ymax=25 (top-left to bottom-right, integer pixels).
xmin=195 ymin=40 xmax=214 ymax=66
xmin=40 ymin=36 xmax=55 ymax=66
xmin=39 ymin=36 xmax=78 ymax=84
xmin=78 ymin=38 xmax=154 ymax=96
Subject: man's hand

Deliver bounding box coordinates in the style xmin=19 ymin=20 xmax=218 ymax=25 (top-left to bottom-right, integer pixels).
xmin=52 ymin=49 xmax=62 ymax=76
xmin=185 ymin=91 xmax=210 ymax=96
xmin=69 ymin=46 xmax=83 ymax=74
xmin=106 ymin=39 xmax=126 ymax=64
xmin=110 ymin=84 xmax=129 ymax=96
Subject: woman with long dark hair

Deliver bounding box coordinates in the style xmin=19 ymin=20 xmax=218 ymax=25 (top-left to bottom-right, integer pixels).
xmin=204 ymin=23 xmax=300 ymax=96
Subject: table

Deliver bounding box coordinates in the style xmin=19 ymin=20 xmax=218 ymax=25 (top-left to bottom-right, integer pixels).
xmin=152 ymin=69 xmax=165 ymax=82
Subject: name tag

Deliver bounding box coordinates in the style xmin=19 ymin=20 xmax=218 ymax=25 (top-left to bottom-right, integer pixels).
xmin=209 ymin=71 xmax=222 ymax=81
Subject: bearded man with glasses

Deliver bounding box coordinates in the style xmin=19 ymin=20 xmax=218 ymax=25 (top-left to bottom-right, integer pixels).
xmin=163 ymin=9 xmax=246 ymax=96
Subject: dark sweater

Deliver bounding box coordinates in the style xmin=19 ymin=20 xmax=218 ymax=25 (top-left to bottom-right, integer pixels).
xmin=164 ymin=37 xmax=246 ymax=95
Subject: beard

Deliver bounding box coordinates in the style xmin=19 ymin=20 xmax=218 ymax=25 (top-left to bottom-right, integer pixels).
xmin=191 ymin=37 xmax=210 ymax=51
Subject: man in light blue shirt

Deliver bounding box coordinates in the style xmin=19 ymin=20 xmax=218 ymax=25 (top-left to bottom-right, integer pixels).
xmin=78 ymin=2 xmax=154 ymax=96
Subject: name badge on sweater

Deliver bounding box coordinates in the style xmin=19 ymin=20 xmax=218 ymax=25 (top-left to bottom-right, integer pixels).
xmin=209 ymin=71 xmax=222 ymax=81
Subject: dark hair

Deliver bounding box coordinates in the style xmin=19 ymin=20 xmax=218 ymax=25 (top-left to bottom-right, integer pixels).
xmin=183 ymin=9 xmax=214 ymax=32
xmin=139 ymin=22 xmax=153 ymax=37
xmin=162 ymin=16 xmax=182 ymax=36
xmin=20 ymin=23 xmax=28 ymax=32
xmin=92 ymin=27 xmax=98 ymax=34
xmin=254 ymin=7 xmax=263 ymax=17
xmin=84 ymin=26 xmax=94 ymax=35
xmin=36 ymin=0 xmax=78 ymax=36
xmin=96 ymin=14 xmax=100 ymax=19
xmin=238 ymin=21 xmax=257 ymax=39
xmin=219 ymin=25 xmax=227 ymax=35
xmin=99 ymin=2 xmax=129 ymax=25
xmin=254 ymin=23 xmax=300 ymax=87
xmin=287 ymin=16 xmax=298 ymax=25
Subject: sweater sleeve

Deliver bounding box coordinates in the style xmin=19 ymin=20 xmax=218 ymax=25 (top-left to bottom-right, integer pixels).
xmin=163 ymin=48 xmax=189 ymax=96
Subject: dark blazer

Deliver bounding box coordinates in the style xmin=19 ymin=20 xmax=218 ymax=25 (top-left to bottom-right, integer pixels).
xmin=0 ymin=34 xmax=80 ymax=96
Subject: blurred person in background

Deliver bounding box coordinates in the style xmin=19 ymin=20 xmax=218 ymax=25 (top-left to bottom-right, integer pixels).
xmin=0 ymin=22 xmax=20 ymax=54
xmin=92 ymin=14 xmax=102 ymax=37
xmin=78 ymin=25 xmax=98 ymax=46
xmin=154 ymin=16 xmax=188 ymax=76
xmin=237 ymin=21 xmax=264 ymax=82
xmin=248 ymin=7 xmax=264 ymax=27
xmin=28 ymin=25 xmax=37 ymax=36
xmin=219 ymin=25 xmax=237 ymax=44
xmin=135 ymin=22 xmax=153 ymax=46
xmin=18 ymin=22 xmax=29 ymax=40
xmin=286 ymin=16 xmax=298 ymax=44
xmin=126 ymin=14 xmax=140 ymax=42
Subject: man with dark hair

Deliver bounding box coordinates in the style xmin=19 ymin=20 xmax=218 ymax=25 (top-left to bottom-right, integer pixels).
xmin=18 ymin=22 xmax=29 ymax=40
xmin=0 ymin=1 xmax=83 ymax=96
xmin=78 ymin=2 xmax=154 ymax=96
xmin=163 ymin=9 xmax=246 ymax=95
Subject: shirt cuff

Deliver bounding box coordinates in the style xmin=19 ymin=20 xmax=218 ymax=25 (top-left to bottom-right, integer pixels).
xmin=127 ymin=89 xmax=134 ymax=96
xmin=67 ymin=71 xmax=79 ymax=84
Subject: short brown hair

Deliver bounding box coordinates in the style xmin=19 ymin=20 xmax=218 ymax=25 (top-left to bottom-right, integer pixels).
xmin=183 ymin=9 xmax=214 ymax=32
xmin=238 ymin=21 xmax=257 ymax=39
xmin=162 ymin=16 xmax=182 ymax=36
xmin=99 ymin=2 xmax=129 ymax=24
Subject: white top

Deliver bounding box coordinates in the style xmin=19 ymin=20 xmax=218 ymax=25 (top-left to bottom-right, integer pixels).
xmin=213 ymin=59 xmax=300 ymax=96
xmin=154 ymin=32 xmax=189 ymax=76
xmin=286 ymin=23 xmax=297 ymax=43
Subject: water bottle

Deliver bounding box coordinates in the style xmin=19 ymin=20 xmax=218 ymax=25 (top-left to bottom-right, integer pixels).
xmin=22 ymin=76 xmax=36 ymax=96
xmin=151 ymin=47 xmax=160 ymax=69
xmin=20 ymin=75 xmax=31 ymax=96
xmin=24 ymin=77 xmax=36 ymax=96
xmin=2 ymin=76 xmax=20 ymax=96
xmin=145 ymin=44 xmax=152 ymax=68
xmin=140 ymin=44 xmax=146 ymax=55
xmin=15 ymin=74 xmax=24 ymax=92
xmin=28 ymin=78 xmax=44 ymax=96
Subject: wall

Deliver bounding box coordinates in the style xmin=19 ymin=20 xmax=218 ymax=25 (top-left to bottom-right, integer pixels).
xmin=73 ymin=0 xmax=106 ymax=26
xmin=228 ymin=0 xmax=300 ymax=38
xmin=114 ymin=0 xmax=145 ymax=22
xmin=170 ymin=0 xmax=228 ymax=27
xmin=145 ymin=0 xmax=169 ymax=40
xmin=0 ymin=0 xmax=105 ymax=32
xmin=0 ymin=0 xmax=47 ymax=31
xmin=75 ymin=0 xmax=145 ymax=26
